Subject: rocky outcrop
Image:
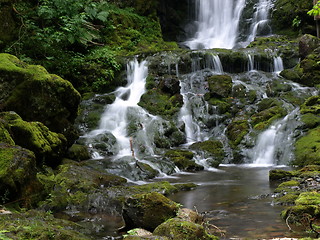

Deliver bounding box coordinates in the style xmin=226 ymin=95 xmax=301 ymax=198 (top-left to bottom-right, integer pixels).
xmin=0 ymin=53 xmax=81 ymax=143
xmin=0 ymin=111 xmax=67 ymax=166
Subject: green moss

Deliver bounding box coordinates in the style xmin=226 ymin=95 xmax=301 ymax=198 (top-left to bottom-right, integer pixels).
xmin=226 ymin=120 xmax=249 ymax=146
xmin=294 ymin=127 xmax=320 ymax=167
xmin=0 ymin=112 xmax=67 ymax=166
xmin=0 ymin=210 xmax=90 ymax=240
xmin=153 ymin=218 xmax=218 ymax=240
xmin=189 ymin=140 xmax=225 ymax=163
xmin=138 ymin=89 xmax=183 ymax=118
xmin=295 ymin=192 xmax=320 ymax=206
xmin=301 ymin=95 xmax=320 ymax=115
xmin=123 ymin=192 xmax=180 ymax=231
xmin=275 ymin=180 xmax=300 ymax=193
xmin=206 ymin=98 xmax=231 ymax=114
xmin=276 ymin=193 xmax=300 ymax=205
xmin=301 ymin=113 xmax=320 ymax=129
xmin=269 ymin=169 xmax=294 ymax=181
xmin=0 ymin=121 xmax=14 ymax=145
xmin=164 ymin=150 xmax=203 ymax=172
xmin=207 ymin=75 xmax=232 ymax=98
xmin=251 ymin=105 xmax=287 ymax=130
xmin=67 ymin=144 xmax=90 ymax=162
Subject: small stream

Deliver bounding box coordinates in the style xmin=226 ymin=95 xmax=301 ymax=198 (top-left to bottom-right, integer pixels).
xmin=155 ymin=165 xmax=302 ymax=239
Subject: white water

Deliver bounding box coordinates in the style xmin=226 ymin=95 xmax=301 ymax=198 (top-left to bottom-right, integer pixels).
xmin=179 ymin=55 xmax=224 ymax=144
xmin=86 ymin=59 xmax=148 ymax=158
xmin=273 ymin=56 xmax=284 ymax=74
xmin=247 ymin=0 xmax=274 ymax=43
xmin=250 ymin=109 xmax=300 ymax=166
xmin=186 ymin=0 xmax=246 ymax=49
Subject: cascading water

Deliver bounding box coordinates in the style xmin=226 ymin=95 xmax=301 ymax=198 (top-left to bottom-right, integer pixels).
xmin=249 ymin=108 xmax=300 ymax=166
xmin=179 ymin=54 xmax=224 ymax=144
xmin=186 ymin=0 xmax=246 ymax=49
xmin=246 ymin=0 xmax=274 ymax=43
xmin=85 ymin=59 xmax=149 ymax=159
xmin=273 ymin=56 xmax=284 ymax=74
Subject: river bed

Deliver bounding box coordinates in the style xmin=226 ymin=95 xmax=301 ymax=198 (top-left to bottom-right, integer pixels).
xmin=154 ymin=165 xmax=304 ymax=239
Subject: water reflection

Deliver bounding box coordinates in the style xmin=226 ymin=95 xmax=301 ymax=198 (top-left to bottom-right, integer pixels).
xmin=154 ymin=165 xmax=302 ymax=239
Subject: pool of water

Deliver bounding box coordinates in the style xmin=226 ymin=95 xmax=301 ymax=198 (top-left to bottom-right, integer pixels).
xmin=154 ymin=164 xmax=304 ymax=239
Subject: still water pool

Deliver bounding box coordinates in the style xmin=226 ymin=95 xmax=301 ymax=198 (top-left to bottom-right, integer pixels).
xmin=155 ymin=165 xmax=304 ymax=239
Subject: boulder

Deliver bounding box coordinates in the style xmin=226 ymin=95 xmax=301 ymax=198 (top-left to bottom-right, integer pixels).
xmin=0 ymin=111 xmax=67 ymax=166
xmin=0 ymin=143 xmax=41 ymax=205
xmin=207 ymin=75 xmax=232 ymax=99
xmin=164 ymin=150 xmax=204 ymax=171
xmin=0 ymin=53 xmax=81 ymax=143
xmin=153 ymin=218 xmax=217 ymax=240
xmin=299 ymin=34 xmax=320 ymax=59
xmin=122 ymin=192 xmax=179 ymax=231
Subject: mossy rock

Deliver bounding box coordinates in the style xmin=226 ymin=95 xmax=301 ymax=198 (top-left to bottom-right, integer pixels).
xmin=251 ymin=105 xmax=287 ymax=130
xmin=189 ymin=140 xmax=225 ymax=165
xmin=207 ymin=75 xmax=232 ymax=99
xmin=39 ymin=161 xmax=127 ymax=211
xmin=67 ymin=144 xmax=91 ymax=162
xmin=299 ymin=34 xmax=320 ymax=59
xmin=226 ymin=120 xmax=249 ymax=146
xmin=295 ymin=191 xmax=320 ymax=206
xmin=269 ymin=169 xmax=294 ymax=181
xmin=0 ymin=143 xmax=42 ymax=206
xmin=164 ymin=150 xmax=204 ymax=172
xmin=0 ymin=119 xmax=14 ymax=145
xmin=274 ymin=180 xmax=300 ymax=193
xmin=275 ymin=193 xmax=300 ymax=206
xmin=0 ymin=53 xmax=81 ymax=143
xmin=301 ymin=95 xmax=320 ymax=115
xmin=122 ymin=192 xmax=179 ymax=231
xmin=300 ymin=113 xmax=320 ymax=129
xmin=294 ymin=127 xmax=320 ymax=167
xmin=138 ymin=89 xmax=183 ymax=118
xmin=206 ymin=97 xmax=231 ymax=114
xmin=0 ymin=111 xmax=67 ymax=166
xmin=0 ymin=210 xmax=90 ymax=240
xmin=153 ymin=218 xmax=218 ymax=240
xmin=280 ymin=68 xmax=303 ymax=82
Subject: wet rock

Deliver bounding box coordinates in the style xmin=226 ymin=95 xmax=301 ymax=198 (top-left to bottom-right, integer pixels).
xmin=122 ymin=192 xmax=179 ymax=231
xmin=226 ymin=120 xmax=250 ymax=146
xmin=269 ymin=169 xmax=294 ymax=181
xmin=207 ymin=75 xmax=232 ymax=99
xmin=189 ymin=140 xmax=225 ymax=166
xmin=164 ymin=149 xmax=204 ymax=172
xmin=0 ymin=53 xmax=81 ymax=144
xmin=0 ymin=111 xmax=67 ymax=166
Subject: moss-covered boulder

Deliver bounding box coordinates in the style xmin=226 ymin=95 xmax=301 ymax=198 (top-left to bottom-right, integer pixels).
xmin=189 ymin=140 xmax=225 ymax=167
xmin=226 ymin=120 xmax=250 ymax=146
xmin=299 ymin=34 xmax=320 ymax=59
xmin=153 ymin=218 xmax=217 ymax=240
xmin=207 ymin=75 xmax=232 ymax=99
xmin=66 ymin=144 xmax=91 ymax=162
xmin=122 ymin=192 xmax=179 ymax=231
xmin=0 ymin=143 xmax=42 ymax=206
xmin=269 ymin=169 xmax=294 ymax=181
xmin=0 ymin=53 xmax=81 ymax=143
xmin=301 ymin=95 xmax=320 ymax=115
xmin=138 ymin=89 xmax=183 ymax=118
xmin=251 ymin=102 xmax=287 ymax=130
xmin=294 ymin=127 xmax=320 ymax=167
xmin=0 ymin=112 xmax=67 ymax=166
xmin=164 ymin=150 xmax=204 ymax=171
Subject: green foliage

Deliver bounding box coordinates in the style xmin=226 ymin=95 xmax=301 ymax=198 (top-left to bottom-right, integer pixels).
xmin=308 ymin=0 xmax=320 ymax=17
xmin=292 ymin=16 xmax=302 ymax=27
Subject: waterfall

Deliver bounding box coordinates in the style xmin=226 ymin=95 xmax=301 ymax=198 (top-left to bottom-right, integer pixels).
xmin=273 ymin=56 xmax=284 ymax=74
xmin=250 ymin=109 xmax=300 ymax=166
xmin=247 ymin=53 xmax=255 ymax=71
xmin=186 ymin=0 xmax=246 ymax=49
xmin=247 ymin=0 xmax=274 ymax=43
xmin=86 ymin=59 xmax=149 ymax=158
xmin=179 ymin=54 xmax=224 ymax=144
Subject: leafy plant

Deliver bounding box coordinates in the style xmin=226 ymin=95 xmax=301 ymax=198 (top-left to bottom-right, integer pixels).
xmin=308 ymin=0 xmax=320 ymax=17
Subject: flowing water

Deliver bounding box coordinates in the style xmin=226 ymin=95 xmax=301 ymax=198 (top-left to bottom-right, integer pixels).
xmin=79 ymin=0 xmax=319 ymax=238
